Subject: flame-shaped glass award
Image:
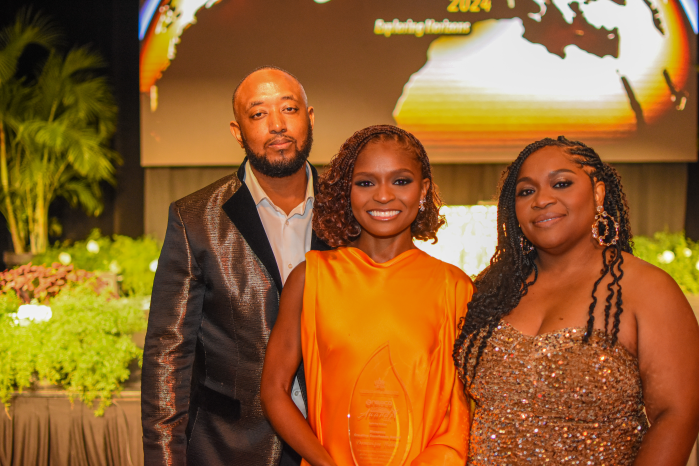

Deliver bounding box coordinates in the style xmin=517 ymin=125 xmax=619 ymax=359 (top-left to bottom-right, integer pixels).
xmin=348 ymin=343 xmax=413 ymax=466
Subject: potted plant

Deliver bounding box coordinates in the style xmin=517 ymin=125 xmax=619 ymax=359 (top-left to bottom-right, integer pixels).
xmin=0 ymin=262 xmax=146 ymax=415
xmin=0 ymin=10 xmax=120 ymax=261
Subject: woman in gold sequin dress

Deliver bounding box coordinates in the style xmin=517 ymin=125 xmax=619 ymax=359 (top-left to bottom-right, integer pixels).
xmin=454 ymin=136 xmax=699 ymax=465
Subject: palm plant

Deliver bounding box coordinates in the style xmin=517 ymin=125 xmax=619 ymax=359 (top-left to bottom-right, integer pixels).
xmin=0 ymin=9 xmax=58 ymax=254
xmin=0 ymin=9 xmax=120 ymax=254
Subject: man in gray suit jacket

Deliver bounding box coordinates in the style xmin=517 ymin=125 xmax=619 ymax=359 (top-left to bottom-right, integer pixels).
xmin=142 ymin=66 xmax=329 ymax=466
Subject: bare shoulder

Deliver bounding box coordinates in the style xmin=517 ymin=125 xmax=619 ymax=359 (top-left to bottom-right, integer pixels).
xmin=620 ymin=251 xmax=693 ymax=319
xmin=277 ymin=261 xmax=307 ymax=325
xmin=285 ymin=261 xmax=307 ymax=292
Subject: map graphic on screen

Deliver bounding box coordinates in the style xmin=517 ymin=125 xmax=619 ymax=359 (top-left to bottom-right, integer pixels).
xmin=139 ymin=0 xmax=697 ymax=165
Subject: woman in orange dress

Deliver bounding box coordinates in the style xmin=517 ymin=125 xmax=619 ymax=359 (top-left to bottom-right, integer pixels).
xmin=261 ymin=125 xmax=473 ymax=466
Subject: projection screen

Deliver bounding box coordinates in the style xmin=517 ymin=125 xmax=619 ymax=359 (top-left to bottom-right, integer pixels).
xmin=139 ymin=0 xmax=698 ymax=166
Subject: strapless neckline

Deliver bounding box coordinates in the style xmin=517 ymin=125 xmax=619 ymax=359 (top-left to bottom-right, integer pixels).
xmin=498 ymin=319 xmax=638 ymax=361
xmin=499 ymin=318 xmax=589 ymax=338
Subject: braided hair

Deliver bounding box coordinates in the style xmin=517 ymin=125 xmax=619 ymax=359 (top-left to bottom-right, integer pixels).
xmin=453 ymin=136 xmax=632 ymax=385
xmin=313 ymin=125 xmax=445 ymax=247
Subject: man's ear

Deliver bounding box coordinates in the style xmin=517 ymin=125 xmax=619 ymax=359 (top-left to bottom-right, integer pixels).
xmin=230 ymin=121 xmax=244 ymax=148
xmin=307 ymin=106 xmax=315 ymax=130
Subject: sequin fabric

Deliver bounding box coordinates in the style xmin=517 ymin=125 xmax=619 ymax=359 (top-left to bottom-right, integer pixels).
xmin=456 ymin=320 xmax=648 ymax=465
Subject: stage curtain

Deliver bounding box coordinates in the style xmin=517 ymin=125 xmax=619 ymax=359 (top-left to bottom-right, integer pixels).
xmin=0 ymin=393 xmax=142 ymax=466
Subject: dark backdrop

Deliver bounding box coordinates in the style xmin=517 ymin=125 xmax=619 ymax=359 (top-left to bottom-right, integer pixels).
xmin=0 ymin=0 xmax=143 ymax=243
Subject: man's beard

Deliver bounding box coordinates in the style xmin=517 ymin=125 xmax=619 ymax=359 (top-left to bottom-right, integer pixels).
xmin=243 ymin=125 xmax=313 ymax=178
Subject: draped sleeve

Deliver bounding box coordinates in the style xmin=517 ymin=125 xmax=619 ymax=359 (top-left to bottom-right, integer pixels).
xmin=300 ymin=250 xmax=323 ymax=466
xmin=410 ymin=265 xmax=473 ymax=465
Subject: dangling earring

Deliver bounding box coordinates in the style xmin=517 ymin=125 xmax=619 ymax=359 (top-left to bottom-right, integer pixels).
xmin=520 ymin=235 xmax=535 ymax=254
xmin=418 ymin=199 xmax=426 ymax=212
xmin=591 ymin=206 xmax=619 ymax=246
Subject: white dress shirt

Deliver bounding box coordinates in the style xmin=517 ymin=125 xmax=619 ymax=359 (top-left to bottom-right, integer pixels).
xmin=244 ymin=161 xmax=314 ymax=417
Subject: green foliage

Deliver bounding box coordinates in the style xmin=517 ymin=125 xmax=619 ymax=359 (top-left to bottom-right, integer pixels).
xmin=0 ymin=291 xmax=20 ymax=317
xmin=0 ymin=10 xmax=120 ymax=254
xmin=0 ymin=282 xmax=145 ymax=416
xmin=0 ymin=231 xmax=154 ymax=415
xmin=33 ymin=229 xmax=162 ymax=296
xmin=0 ymin=8 xmax=59 ymax=86
xmin=633 ymin=231 xmax=699 ymax=295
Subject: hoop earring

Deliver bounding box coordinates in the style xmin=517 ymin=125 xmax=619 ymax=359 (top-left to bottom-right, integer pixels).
xmin=591 ymin=206 xmax=619 ymax=246
xmin=520 ymin=235 xmax=535 ymax=254
xmin=419 ymin=199 xmax=425 ymax=212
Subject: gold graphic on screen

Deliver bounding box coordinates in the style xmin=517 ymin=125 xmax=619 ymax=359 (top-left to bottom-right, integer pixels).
xmin=393 ymin=0 xmax=691 ymax=153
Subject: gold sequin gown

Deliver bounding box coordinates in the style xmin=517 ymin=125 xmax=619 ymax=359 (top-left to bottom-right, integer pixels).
xmin=456 ymin=320 xmax=648 ymax=465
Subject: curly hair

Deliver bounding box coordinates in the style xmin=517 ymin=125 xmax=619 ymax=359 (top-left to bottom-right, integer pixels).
xmin=313 ymin=125 xmax=445 ymax=247
xmin=453 ymin=136 xmax=633 ymax=387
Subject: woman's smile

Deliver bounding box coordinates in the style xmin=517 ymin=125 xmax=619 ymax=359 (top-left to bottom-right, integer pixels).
xmin=367 ymin=209 xmax=401 ymax=220
xmin=532 ymin=212 xmax=566 ymax=227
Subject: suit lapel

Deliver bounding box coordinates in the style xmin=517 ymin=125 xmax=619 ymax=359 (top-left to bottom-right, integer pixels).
xmin=222 ymin=161 xmax=283 ymax=293
xmin=226 ymin=160 xmax=330 ymax=413
xmin=221 ymin=160 xmax=332 ymax=292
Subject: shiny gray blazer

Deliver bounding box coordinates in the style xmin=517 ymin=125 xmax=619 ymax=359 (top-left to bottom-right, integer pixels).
xmin=142 ymin=162 xmax=329 ymax=466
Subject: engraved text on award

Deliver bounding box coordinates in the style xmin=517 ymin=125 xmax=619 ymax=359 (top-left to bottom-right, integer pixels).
xmin=348 ymin=343 xmax=413 ymax=466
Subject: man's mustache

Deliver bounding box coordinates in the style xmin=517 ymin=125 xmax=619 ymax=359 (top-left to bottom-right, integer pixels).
xmin=264 ymin=136 xmax=296 ymax=148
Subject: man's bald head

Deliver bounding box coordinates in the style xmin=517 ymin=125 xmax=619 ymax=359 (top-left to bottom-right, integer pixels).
xmin=232 ymin=66 xmax=308 ymax=121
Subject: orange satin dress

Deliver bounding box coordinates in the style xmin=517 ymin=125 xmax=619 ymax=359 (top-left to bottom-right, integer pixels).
xmin=301 ymin=247 xmax=473 ymax=466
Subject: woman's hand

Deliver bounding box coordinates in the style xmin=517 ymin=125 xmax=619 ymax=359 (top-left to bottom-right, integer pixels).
xmin=260 ymin=262 xmax=338 ymax=466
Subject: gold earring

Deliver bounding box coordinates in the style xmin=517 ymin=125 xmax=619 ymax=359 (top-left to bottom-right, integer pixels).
xmin=591 ymin=206 xmax=619 ymax=246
